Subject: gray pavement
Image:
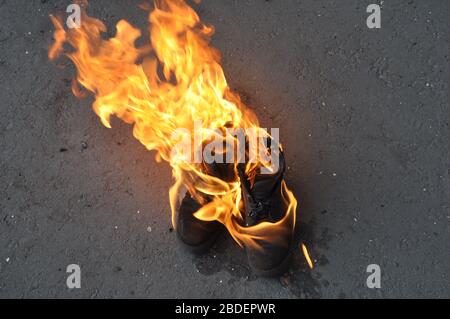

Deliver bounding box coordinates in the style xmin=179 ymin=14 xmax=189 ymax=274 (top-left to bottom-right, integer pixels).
xmin=0 ymin=0 xmax=449 ymax=298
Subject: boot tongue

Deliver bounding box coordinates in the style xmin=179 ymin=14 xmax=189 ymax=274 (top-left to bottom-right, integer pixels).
xmin=251 ymin=152 xmax=285 ymax=202
xmin=252 ymin=175 xmax=280 ymax=201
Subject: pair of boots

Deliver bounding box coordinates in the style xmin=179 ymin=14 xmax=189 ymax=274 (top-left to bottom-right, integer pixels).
xmin=175 ymin=151 xmax=293 ymax=277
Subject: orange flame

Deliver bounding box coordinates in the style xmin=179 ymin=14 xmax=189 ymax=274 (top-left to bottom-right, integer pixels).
xmin=301 ymin=244 xmax=314 ymax=269
xmin=49 ymin=0 xmax=297 ymax=251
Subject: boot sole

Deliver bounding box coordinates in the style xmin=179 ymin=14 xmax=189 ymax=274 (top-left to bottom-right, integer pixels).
xmin=247 ymin=250 xmax=292 ymax=277
xmin=176 ymin=229 xmax=222 ymax=255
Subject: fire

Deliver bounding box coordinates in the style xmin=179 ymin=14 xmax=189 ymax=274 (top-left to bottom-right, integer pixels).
xmin=49 ymin=0 xmax=299 ymax=252
xmin=301 ymin=244 xmax=313 ymax=269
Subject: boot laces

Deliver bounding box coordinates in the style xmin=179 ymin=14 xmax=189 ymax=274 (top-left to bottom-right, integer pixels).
xmin=249 ymin=200 xmax=271 ymax=220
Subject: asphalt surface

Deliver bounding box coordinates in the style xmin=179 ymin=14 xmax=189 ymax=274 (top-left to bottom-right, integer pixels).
xmin=0 ymin=0 xmax=449 ymax=298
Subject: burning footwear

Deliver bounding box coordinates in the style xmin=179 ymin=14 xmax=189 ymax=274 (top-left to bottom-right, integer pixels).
xmin=174 ymin=162 xmax=233 ymax=254
xmin=49 ymin=0 xmax=299 ymax=273
xmin=175 ymin=191 xmax=222 ymax=254
xmin=238 ymin=150 xmax=293 ymax=277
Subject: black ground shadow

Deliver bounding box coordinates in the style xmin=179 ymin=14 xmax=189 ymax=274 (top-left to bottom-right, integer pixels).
xmin=192 ymin=216 xmax=327 ymax=298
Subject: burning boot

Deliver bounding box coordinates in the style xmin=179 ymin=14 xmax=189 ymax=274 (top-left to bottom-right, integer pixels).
xmin=175 ymin=162 xmax=234 ymax=254
xmin=238 ymin=150 xmax=293 ymax=276
xmin=175 ymin=192 xmax=222 ymax=254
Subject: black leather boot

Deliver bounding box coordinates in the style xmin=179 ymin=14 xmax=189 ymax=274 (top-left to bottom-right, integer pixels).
xmin=175 ymin=191 xmax=222 ymax=254
xmin=238 ymin=150 xmax=293 ymax=276
xmin=175 ymin=162 xmax=233 ymax=254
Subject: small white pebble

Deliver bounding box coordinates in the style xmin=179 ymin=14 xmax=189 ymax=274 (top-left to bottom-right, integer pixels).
xmin=25 ymin=51 xmax=29 ymax=55
xmin=137 ymin=210 xmax=140 ymax=214
xmin=6 ymin=258 xmax=10 ymax=263
xmin=321 ymin=102 xmax=326 ymax=106
xmin=353 ymin=217 xmax=358 ymax=222
xmin=146 ymin=226 xmax=152 ymax=233
xmin=332 ymin=173 xmax=337 ymax=177
xmin=219 ymin=280 xmax=223 ymax=284
xmin=114 ymin=226 xmax=118 ymax=230
xmin=319 ymin=171 xmax=323 ymax=175
xmin=423 ymin=188 xmax=427 ymax=192
xmin=11 ymin=215 xmax=14 ymax=219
